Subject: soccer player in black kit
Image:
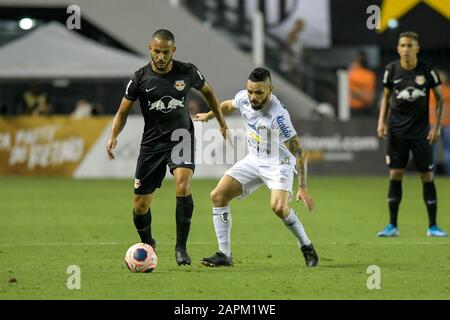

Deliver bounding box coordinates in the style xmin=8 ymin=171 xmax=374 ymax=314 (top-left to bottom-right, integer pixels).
xmin=377 ymin=31 xmax=447 ymax=237
xmin=106 ymin=29 xmax=230 ymax=265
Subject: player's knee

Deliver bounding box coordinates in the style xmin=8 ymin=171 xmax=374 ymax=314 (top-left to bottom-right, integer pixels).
xmin=420 ymin=171 xmax=434 ymax=182
xmin=133 ymin=196 xmax=150 ymax=214
xmin=210 ymin=189 xmax=228 ymax=207
xmin=271 ymin=203 xmax=289 ymax=217
xmin=389 ymin=170 xmax=404 ymax=180
xmin=175 ymin=181 xmax=191 ymax=197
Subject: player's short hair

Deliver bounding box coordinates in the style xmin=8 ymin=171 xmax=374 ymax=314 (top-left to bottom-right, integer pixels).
xmin=399 ymin=31 xmax=419 ymax=43
xmin=249 ymin=68 xmax=271 ymax=83
xmin=152 ymin=29 xmax=175 ymax=43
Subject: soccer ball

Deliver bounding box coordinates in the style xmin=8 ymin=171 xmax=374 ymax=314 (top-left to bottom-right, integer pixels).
xmin=124 ymin=243 xmax=157 ymax=273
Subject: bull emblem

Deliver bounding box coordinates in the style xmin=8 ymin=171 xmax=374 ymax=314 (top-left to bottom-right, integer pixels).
xmin=149 ymin=96 xmax=184 ymax=113
xmin=396 ymin=87 xmax=426 ymax=102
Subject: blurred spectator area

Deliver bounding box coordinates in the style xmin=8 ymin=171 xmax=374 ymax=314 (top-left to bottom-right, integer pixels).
xmin=180 ymin=0 xmax=450 ymax=116
xmin=0 ymin=80 xmax=126 ymax=116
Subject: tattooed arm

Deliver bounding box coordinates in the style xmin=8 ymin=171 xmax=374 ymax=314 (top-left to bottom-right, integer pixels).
xmin=284 ymin=136 xmax=315 ymax=211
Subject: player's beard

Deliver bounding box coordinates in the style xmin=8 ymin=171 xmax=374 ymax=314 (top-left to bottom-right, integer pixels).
xmin=251 ymin=94 xmax=270 ymax=110
xmin=152 ymin=57 xmax=172 ymax=71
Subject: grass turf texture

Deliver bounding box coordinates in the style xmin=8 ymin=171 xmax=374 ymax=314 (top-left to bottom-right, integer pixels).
xmin=0 ymin=176 xmax=449 ymax=299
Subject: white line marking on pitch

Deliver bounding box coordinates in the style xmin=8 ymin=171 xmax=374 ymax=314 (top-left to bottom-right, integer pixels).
xmin=0 ymin=241 xmax=448 ymax=247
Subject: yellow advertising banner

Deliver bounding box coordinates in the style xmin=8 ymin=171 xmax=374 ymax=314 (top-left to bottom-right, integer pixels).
xmin=0 ymin=116 xmax=112 ymax=176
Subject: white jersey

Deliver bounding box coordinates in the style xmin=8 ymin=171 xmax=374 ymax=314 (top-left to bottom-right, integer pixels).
xmin=232 ymin=90 xmax=297 ymax=166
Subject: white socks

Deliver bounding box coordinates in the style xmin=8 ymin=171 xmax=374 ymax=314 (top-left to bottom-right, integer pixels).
xmin=282 ymin=209 xmax=311 ymax=246
xmin=212 ymin=206 xmax=232 ymax=257
xmin=212 ymin=207 xmax=309 ymax=256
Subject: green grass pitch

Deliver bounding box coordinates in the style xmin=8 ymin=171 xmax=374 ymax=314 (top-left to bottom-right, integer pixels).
xmin=0 ymin=176 xmax=449 ymax=299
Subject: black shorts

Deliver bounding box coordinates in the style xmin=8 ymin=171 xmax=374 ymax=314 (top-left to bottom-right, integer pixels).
xmin=386 ymin=133 xmax=433 ymax=172
xmin=134 ymin=143 xmax=195 ymax=195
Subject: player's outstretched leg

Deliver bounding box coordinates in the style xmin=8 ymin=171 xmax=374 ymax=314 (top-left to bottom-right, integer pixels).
xmin=281 ymin=208 xmax=319 ymax=267
xmin=175 ymin=195 xmax=194 ymax=265
xmin=133 ymin=195 xmax=157 ymax=251
xmin=173 ymin=168 xmax=194 ymax=265
xmin=200 ymin=205 xmax=233 ymax=267
xmin=201 ymin=175 xmax=241 ymax=267
xmin=272 ymin=189 xmax=318 ymax=267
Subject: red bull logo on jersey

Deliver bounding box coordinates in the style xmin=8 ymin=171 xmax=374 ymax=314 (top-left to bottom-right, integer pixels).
xmin=174 ymin=80 xmax=186 ymax=91
xmin=396 ymin=87 xmax=426 ymax=102
xmin=149 ymin=96 xmax=184 ymax=113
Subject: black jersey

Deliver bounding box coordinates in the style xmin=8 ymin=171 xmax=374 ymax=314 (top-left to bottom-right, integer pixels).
xmin=382 ymin=60 xmax=441 ymax=138
xmin=124 ymin=60 xmax=206 ymax=152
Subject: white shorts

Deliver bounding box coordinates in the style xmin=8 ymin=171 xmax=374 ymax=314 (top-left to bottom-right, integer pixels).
xmin=224 ymin=155 xmax=295 ymax=199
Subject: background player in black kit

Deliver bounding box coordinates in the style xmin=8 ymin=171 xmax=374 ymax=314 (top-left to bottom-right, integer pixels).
xmin=377 ymin=31 xmax=447 ymax=237
xmin=106 ymin=29 xmax=229 ymax=265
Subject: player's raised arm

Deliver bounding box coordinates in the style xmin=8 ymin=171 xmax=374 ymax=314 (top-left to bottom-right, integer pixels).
xmin=284 ymin=136 xmax=315 ymax=212
xmin=193 ymin=100 xmax=235 ymax=122
xmin=428 ymin=85 xmax=444 ymax=144
xmin=106 ymin=97 xmax=134 ymax=160
xmin=377 ymin=87 xmax=392 ymax=139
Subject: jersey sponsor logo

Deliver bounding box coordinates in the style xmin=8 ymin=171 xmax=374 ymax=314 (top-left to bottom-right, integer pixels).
xmin=174 ymin=80 xmax=186 ymax=91
xmin=415 ymin=75 xmax=426 ymax=85
xmin=393 ymin=78 xmax=402 ymax=84
xmin=276 ymin=115 xmax=291 ymax=138
xmin=395 ymin=87 xmax=426 ymax=102
xmin=149 ymin=96 xmax=184 ymax=113
xmin=248 ymin=131 xmax=261 ymax=142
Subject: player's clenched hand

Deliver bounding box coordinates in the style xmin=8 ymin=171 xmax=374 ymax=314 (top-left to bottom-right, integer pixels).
xmin=377 ymin=122 xmax=388 ymax=139
xmin=296 ymin=187 xmax=315 ymax=212
xmin=193 ymin=113 xmax=211 ymax=122
xmin=106 ymin=137 xmax=117 ymax=160
xmin=427 ymin=128 xmax=440 ymax=144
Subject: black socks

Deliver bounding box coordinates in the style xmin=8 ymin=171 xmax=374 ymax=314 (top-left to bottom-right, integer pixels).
xmin=175 ymin=195 xmax=194 ymax=250
xmin=423 ymin=181 xmax=437 ymax=227
xmin=388 ymin=180 xmax=402 ymax=227
xmin=133 ymin=195 xmax=194 ymax=250
xmin=387 ymin=180 xmax=438 ymax=228
xmin=133 ymin=209 xmax=155 ymax=246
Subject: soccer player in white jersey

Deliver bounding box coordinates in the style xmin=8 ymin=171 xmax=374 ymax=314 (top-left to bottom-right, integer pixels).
xmin=193 ymin=68 xmax=319 ymax=267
